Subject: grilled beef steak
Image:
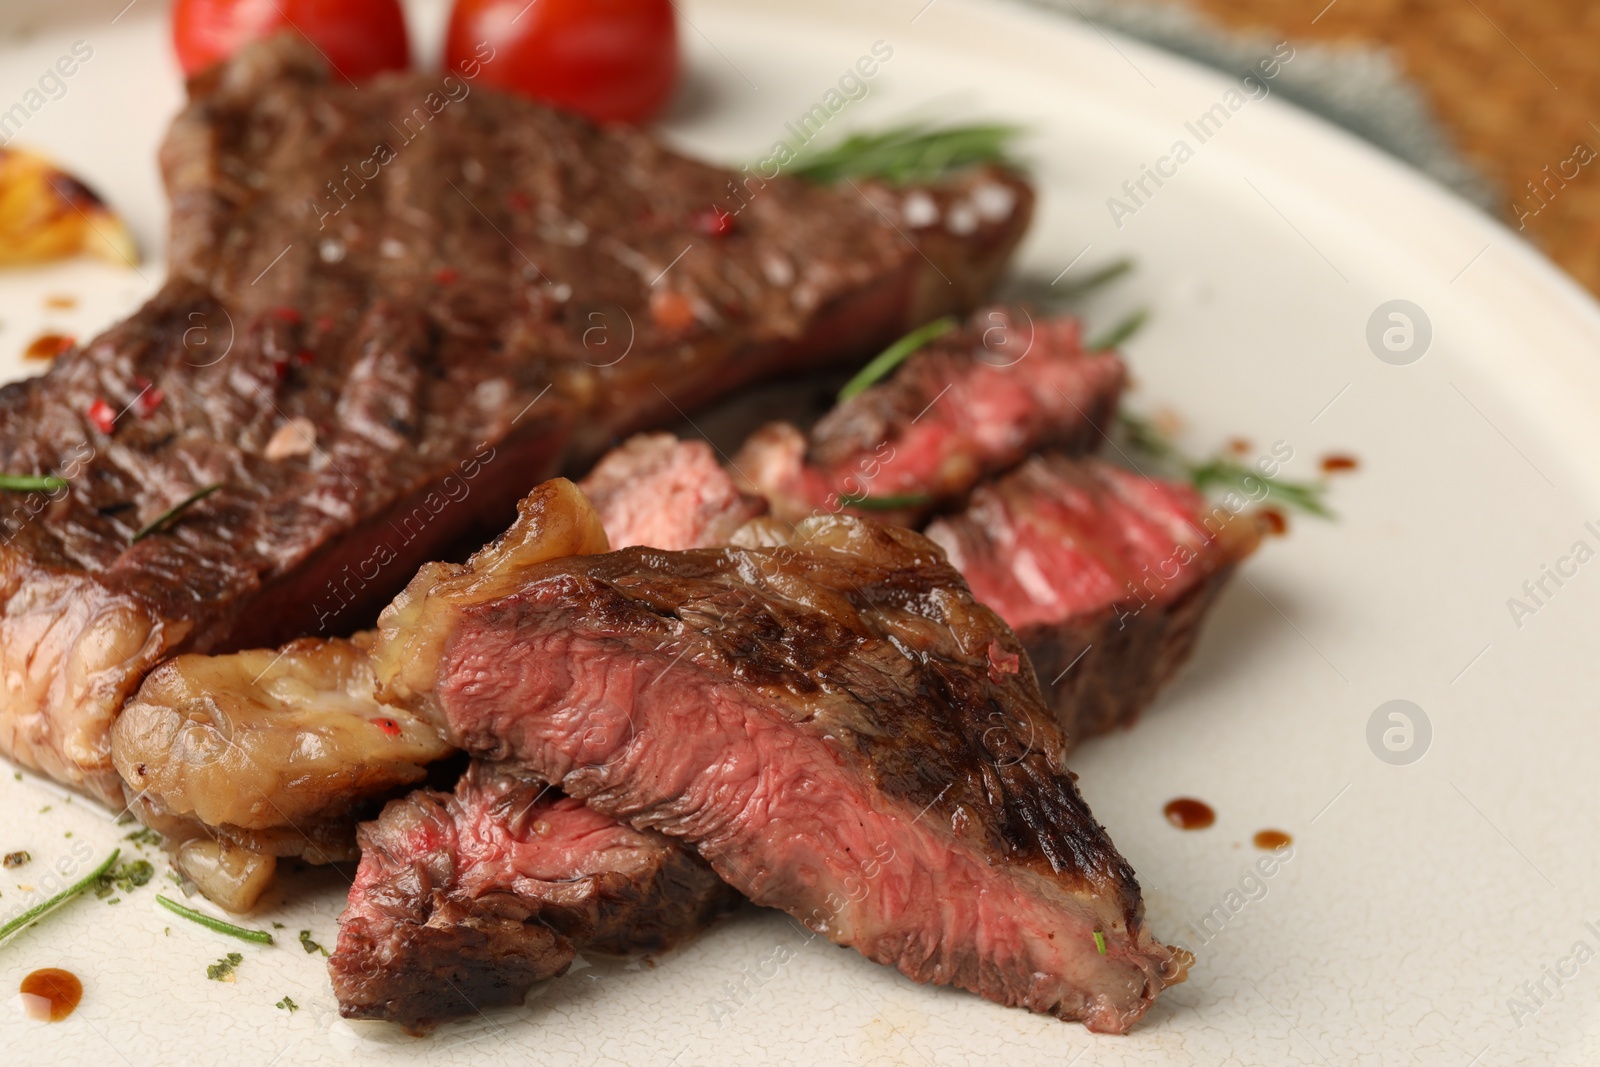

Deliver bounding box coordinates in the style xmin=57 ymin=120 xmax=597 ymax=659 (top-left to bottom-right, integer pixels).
xmin=109 ymin=432 xmax=751 ymax=910
xmin=734 ymin=307 xmax=1123 ymax=526
xmin=578 ymin=433 xmax=766 ymax=550
xmin=370 ymin=479 xmax=1186 ymax=1033
xmin=0 ymin=36 xmax=1033 ymax=804
xmin=926 ymin=453 xmax=1264 ymax=742
xmin=331 ymin=760 xmax=734 ymax=1032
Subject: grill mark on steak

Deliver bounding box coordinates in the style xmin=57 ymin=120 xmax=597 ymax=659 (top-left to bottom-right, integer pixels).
xmin=370 ymin=479 xmax=1187 ymax=1033
xmin=733 ymin=307 xmax=1123 ymax=526
xmin=926 ymin=453 xmax=1264 ymax=742
xmin=0 ymin=36 xmax=1033 ymax=804
xmin=330 ymin=760 xmax=734 ymax=1033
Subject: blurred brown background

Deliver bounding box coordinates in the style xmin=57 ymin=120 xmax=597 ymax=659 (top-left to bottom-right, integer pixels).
xmin=1175 ymin=0 xmax=1600 ymax=293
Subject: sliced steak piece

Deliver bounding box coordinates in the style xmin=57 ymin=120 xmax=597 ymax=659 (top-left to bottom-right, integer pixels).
xmin=578 ymin=433 xmax=766 ymax=550
xmin=733 ymin=307 xmax=1123 ymax=526
xmin=110 ymin=632 xmax=453 ymax=909
xmin=330 ymin=760 xmax=734 ymax=1032
xmin=925 ymin=453 xmax=1264 ymax=743
xmin=371 ymin=479 xmax=1186 ymax=1033
xmin=0 ymin=36 xmax=1032 ymax=804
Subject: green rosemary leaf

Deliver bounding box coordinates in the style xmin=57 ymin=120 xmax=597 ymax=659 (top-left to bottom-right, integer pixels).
xmin=0 ymin=848 xmax=120 ymax=946
xmin=131 ymin=483 xmax=221 ymax=543
xmin=837 ymin=492 xmax=934 ymax=511
xmin=299 ymin=929 xmax=329 ymax=957
xmin=1054 ymin=258 xmax=1134 ymax=299
xmin=789 ymin=122 xmax=1024 ymax=185
xmin=839 ymin=316 xmax=958 ymax=402
xmin=155 ymin=894 xmax=275 ymax=945
xmin=207 ymin=952 xmax=243 ymax=982
xmin=0 ymin=474 xmax=67 ymax=492
xmin=1093 ymin=930 xmax=1107 ymax=955
xmin=1118 ymin=410 xmax=1334 ymax=519
xmin=1190 ymin=459 xmax=1334 ymax=518
xmin=94 ymin=858 xmax=154 ymax=899
xmin=1087 ymin=308 xmax=1149 ymax=351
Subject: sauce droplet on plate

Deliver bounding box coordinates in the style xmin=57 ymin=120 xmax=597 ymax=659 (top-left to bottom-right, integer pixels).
xmin=1259 ymin=507 xmax=1288 ymax=536
xmin=1163 ymin=797 xmax=1215 ymax=830
xmin=1320 ymin=453 xmax=1358 ymax=474
xmin=19 ymin=968 xmax=82 ymax=1022
xmin=23 ymin=333 xmax=75 ymax=362
xmin=1253 ymin=829 xmax=1292 ymax=850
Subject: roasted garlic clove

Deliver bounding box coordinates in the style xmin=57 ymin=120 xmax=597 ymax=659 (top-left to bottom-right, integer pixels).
xmin=0 ymin=146 xmax=138 ymax=268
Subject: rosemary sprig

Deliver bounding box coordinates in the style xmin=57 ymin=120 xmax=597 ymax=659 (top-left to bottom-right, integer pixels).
xmin=131 ymin=483 xmax=221 ymax=543
xmin=838 ymin=492 xmax=934 ymax=511
xmin=789 ymin=122 xmax=1024 ymax=185
xmin=0 ymin=848 xmax=120 ymax=946
xmin=1055 ymin=258 xmax=1134 ymax=299
xmin=0 ymin=474 xmax=67 ymax=492
xmin=1093 ymin=930 xmax=1107 ymax=955
xmin=155 ymin=893 xmax=275 ymax=945
xmin=1117 ymin=411 xmax=1333 ymax=518
xmin=1088 ymin=308 xmax=1149 ymax=351
xmin=839 ymin=316 xmax=957 ymax=402
xmin=1191 ymin=459 xmax=1334 ymax=518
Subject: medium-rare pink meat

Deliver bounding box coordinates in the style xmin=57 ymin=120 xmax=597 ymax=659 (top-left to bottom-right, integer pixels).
xmin=331 ymin=760 xmax=734 ymax=1032
xmin=734 ymin=307 xmax=1124 ymax=526
xmin=926 ymin=453 xmax=1264 ymax=742
xmin=578 ymin=433 xmax=766 ymax=550
xmin=0 ymin=37 xmax=1033 ymax=805
xmin=370 ymin=479 xmax=1187 ymax=1033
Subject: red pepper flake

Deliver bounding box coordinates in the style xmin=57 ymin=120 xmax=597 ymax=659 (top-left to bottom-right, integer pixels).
xmin=293 ymin=349 xmax=315 ymax=367
xmin=131 ymin=377 xmax=164 ymax=419
xmin=693 ymin=207 xmax=736 ymax=238
xmin=87 ymin=398 xmax=116 ymax=434
xmin=434 ymin=267 xmax=460 ymax=285
xmin=24 ymin=333 xmax=75 ymax=361
xmin=1260 ymin=507 xmax=1289 ymax=536
xmin=315 ymin=315 xmax=334 ymax=334
xmin=986 ymin=639 xmax=1021 ymax=683
xmin=507 ymin=191 xmax=531 ymax=212
xmin=271 ymin=360 xmax=289 ymax=381
xmin=271 ymin=307 xmax=302 ymax=325
xmin=649 ymin=289 xmax=697 ymax=332
xmin=372 ymin=717 xmax=402 ymax=737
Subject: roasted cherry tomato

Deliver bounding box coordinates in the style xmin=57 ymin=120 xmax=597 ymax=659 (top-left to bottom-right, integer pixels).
xmin=445 ymin=0 xmax=679 ymax=124
xmin=171 ymin=0 xmax=411 ymax=80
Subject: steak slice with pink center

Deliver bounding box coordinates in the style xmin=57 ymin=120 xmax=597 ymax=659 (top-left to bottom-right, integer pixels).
xmin=926 ymin=453 xmax=1264 ymax=743
xmin=330 ymin=760 xmax=734 ymax=1032
xmin=733 ymin=307 xmax=1125 ymax=526
xmin=578 ymin=433 xmax=767 ymax=550
xmin=371 ymin=479 xmax=1187 ymax=1033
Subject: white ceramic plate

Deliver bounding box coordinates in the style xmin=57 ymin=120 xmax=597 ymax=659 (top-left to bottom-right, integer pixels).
xmin=3 ymin=1 xmax=1599 ymax=1064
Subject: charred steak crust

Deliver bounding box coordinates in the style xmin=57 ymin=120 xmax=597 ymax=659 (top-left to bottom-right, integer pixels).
xmin=0 ymin=36 xmax=1033 ymax=803
xmin=926 ymin=453 xmax=1264 ymax=744
xmin=330 ymin=761 xmax=733 ymax=1032
xmin=372 ymin=481 xmax=1186 ymax=1033
xmin=734 ymin=306 xmax=1124 ymax=525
